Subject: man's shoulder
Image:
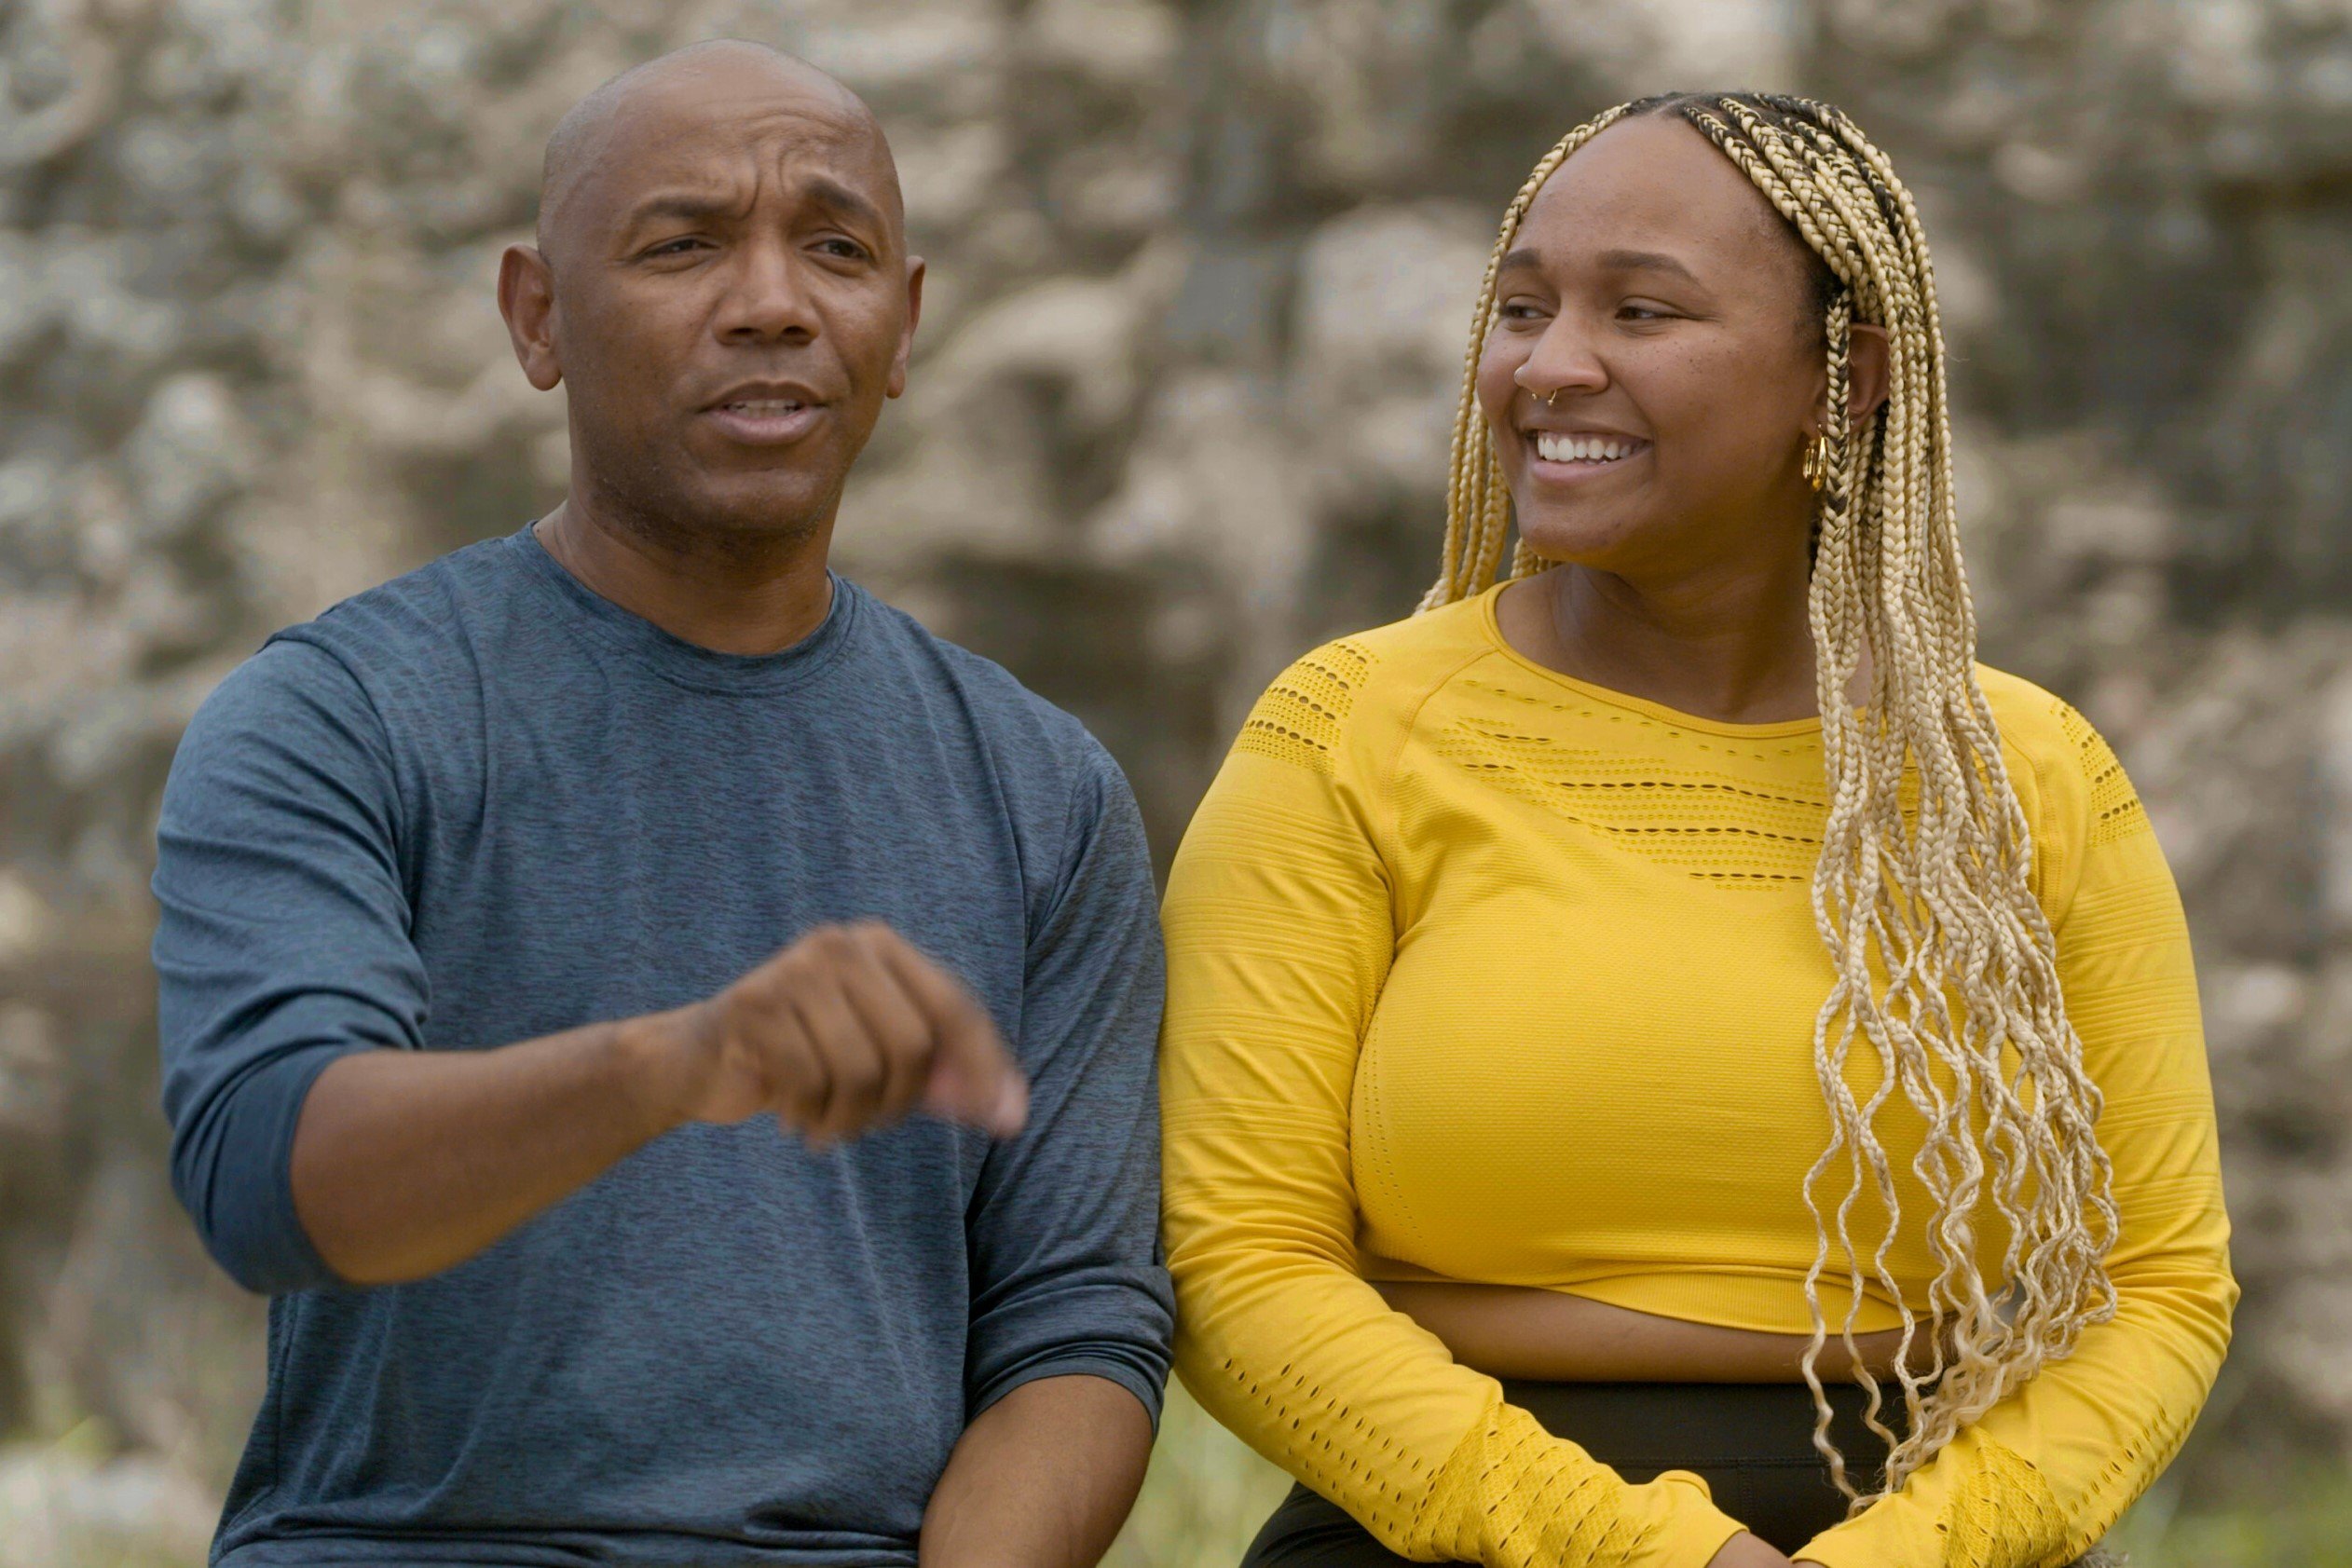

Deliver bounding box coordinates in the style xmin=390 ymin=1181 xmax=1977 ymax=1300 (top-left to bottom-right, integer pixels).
xmin=168 ymin=538 xmax=528 ymax=814
xmin=844 ymin=580 xmax=1114 ymax=783
xmin=264 ymin=530 xmax=524 ymax=689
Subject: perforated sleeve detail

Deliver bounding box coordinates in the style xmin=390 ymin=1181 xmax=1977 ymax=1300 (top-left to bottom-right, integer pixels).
xmin=1206 ymin=1353 xmax=1429 ymax=1517
xmin=1934 ymin=1438 xmax=2072 ymax=1567
xmin=1411 ymin=1403 xmax=1661 ymax=1568
xmin=2054 ymin=701 xmax=2148 ymax=848
xmin=1235 ymin=640 xmax=1377 ymax=776
xmin=2041 ymin=1398 xmax=2200 ymax=1567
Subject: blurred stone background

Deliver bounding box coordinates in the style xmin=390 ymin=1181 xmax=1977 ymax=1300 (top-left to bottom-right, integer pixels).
xmin=2 ymin=0 xmax=2349 ymax=1562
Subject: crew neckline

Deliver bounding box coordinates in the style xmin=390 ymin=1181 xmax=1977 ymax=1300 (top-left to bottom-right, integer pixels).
xmin=1472 ymin=580 xmax=1827 ymax=740
xmin=508 ymin=520 xmax=857 ymax=696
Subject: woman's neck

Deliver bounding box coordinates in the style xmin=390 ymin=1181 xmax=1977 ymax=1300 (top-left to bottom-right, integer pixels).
xmin=1496 ymin=548 xmax=1830 ymax=726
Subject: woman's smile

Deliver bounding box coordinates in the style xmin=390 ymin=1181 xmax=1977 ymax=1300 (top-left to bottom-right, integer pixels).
xmin=1522 ymin=427 xmax=1652 ymax=484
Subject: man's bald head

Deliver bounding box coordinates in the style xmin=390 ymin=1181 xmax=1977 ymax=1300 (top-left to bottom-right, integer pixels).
xmin=498 ymin=35 xmax=925 ymax=553
xmin=536 ymin=41 xmax=901 ymax=269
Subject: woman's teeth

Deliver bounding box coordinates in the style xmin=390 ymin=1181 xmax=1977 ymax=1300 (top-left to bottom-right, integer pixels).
xmin=1534 ymin=432 xmax=1635 ymax=464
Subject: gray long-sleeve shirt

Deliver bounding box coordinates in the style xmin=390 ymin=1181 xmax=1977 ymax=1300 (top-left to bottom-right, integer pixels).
xmin=152 ymin=523 xmax=1173 ymax=1566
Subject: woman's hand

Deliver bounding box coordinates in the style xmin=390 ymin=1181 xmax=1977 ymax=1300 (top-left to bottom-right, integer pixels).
xmin=1703 ymin=1533 xmax=1798 ymax=1568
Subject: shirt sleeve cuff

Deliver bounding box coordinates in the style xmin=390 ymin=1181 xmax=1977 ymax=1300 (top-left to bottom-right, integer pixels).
xmin=175 ymin=1035 xmax=376 ymax=1295
xmin=1636 ymin=1471 xmax=1748 ymax=1568
xmin=1791 ymin=1497 xmax=1947 ymax=1568
xmin=969 ymin=1355 xmax=1168 ymax=1435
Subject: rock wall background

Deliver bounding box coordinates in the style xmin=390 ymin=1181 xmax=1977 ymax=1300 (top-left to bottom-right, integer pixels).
xmin=2 ymin=0 xmax=2348 ymax=1560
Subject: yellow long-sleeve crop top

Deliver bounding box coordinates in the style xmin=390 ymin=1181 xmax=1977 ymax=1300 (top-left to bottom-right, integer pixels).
xmin=1159 ymin=585 xmax=2236 ymax=1568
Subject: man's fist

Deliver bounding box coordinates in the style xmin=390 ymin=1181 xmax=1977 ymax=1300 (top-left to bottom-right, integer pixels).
xmin=636 ymin=921 xmax=1028 ymax=1147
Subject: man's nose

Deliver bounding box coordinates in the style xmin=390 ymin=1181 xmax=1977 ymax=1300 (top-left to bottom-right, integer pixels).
xmin=715 ymin=237 xmax=819 ymax=344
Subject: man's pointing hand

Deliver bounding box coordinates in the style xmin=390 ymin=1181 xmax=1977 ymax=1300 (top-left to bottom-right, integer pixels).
xmin=646 ymin=920 xmax=1029 ymax=1147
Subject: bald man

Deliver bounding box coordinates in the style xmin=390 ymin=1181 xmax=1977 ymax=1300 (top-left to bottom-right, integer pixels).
xmin=153 ymin=42 xmax=1171 ymax=1567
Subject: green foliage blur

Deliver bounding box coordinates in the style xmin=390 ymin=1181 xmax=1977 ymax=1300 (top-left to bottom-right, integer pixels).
xmin=3 ymin=1384 xmax=2349 ymax=1565
xmin=1097 ymin=1388 xmax=2352 ymax=1568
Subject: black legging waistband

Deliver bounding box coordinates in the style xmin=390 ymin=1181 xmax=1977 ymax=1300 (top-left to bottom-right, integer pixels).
xmin=1503 ymin=1377 xmax=1894 ymax=1480
xmin=1240 ymin=1380 xmax=1898 ymax=1566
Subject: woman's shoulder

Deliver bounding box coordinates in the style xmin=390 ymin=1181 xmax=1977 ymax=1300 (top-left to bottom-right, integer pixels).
xmin=1232 ymin=596 xmax=1493 ymax=778
xmin=1976 ymin=665 xmax=2132 ymax=792
xmin=1975 ymin=664 xmax=2155 ymax=899
xmin=1975 ymin=663 xmax=2077 ymax=769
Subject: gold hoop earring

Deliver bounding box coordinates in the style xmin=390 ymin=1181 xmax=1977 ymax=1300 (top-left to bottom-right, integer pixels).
xmin=1801 ymin=430 xmax=1832 ymax=491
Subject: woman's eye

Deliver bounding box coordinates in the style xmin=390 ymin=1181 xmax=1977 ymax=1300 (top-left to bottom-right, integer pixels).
xmin=1619 ymin=304 xmax=1670 ymax=321
xmin=1499 ymin=302 xmax=1546 ymax=321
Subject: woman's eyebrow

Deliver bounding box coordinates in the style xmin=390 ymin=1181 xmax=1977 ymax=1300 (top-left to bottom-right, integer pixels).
xmin=1497 ymin=246 xmax=1706 ymax=288
xmin=1594 ymin=248 xmax=1704 ymax=286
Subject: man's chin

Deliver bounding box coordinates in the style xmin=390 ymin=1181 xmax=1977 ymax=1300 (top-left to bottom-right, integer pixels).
xmin=703 ymin=498 xmax=832 ymax=538
xmin=652 ymin=477 xmax=838 ymax=543
xmin=573 ymin=442 xmax=847 ymax=549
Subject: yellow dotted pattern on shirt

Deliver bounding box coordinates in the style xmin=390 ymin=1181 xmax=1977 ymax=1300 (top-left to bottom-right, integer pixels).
xmin=2056 ymin=701 xmax=2149 ymax=848
xmin=1430 ymin=677 xmax=1830 ymax=889
xmin=1234 ymin=640 xmax=1377 ymax=777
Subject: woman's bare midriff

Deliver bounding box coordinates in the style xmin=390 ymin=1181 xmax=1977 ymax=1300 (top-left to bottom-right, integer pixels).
xmin=1375 ymin=1280 xmax=1942 ymax=1383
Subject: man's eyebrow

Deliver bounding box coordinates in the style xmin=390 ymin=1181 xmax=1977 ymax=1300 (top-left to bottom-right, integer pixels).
xmin=621 ymin=190 xmax=741 ymax=227
xmin=800 ymin=174 xmax=888 ymax=234
xmin=617 ymin=177 xmax=889 ymax=236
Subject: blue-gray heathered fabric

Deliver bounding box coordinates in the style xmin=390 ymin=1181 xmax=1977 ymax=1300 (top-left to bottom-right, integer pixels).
xmin=152 ymin=523 xmax=1174 ymax=1566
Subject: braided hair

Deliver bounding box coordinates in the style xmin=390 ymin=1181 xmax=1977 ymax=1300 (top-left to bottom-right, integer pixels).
xmin=1421 ymin=92 xmax=2121 ymax=1509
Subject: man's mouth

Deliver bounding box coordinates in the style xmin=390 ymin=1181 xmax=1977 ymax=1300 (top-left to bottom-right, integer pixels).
xmin=703 ymin=398 xmax=825 ymax=446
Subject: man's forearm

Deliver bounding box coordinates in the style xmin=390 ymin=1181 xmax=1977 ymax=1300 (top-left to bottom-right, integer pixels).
xmin=290 ymin=1012 xmax=684 ymax=1286
xmin=283 ymin=921 xmax=1028 ymax=1289
xmin=921 ymin=1373 xmax=1155 ymax=1568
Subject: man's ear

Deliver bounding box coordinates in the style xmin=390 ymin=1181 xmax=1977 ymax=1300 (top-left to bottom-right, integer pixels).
xmin=499 ymin=244 xmax=564 ymax=392
xmin=1841 ymin=321 xmax=1890 ymax=429
xmin=886 ymin=256 xmax=925 ymax=401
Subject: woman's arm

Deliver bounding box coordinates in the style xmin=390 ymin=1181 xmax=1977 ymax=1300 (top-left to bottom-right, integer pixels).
xmin=1794 ymin=706 xmax=2236 ymax=1568
xmin=1162 ymin=647 xmax=1748 ymax=1568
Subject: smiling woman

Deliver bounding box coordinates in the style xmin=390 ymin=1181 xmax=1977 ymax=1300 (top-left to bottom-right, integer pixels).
xmin=1158 ymin=92 xmax=2233 ymax=1568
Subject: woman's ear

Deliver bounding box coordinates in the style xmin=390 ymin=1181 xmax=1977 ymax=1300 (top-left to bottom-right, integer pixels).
xmin=1842 ymin=322 xmax=1890 ymax=429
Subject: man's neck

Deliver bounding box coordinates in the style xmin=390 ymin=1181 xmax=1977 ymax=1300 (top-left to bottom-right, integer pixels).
xmin=533 ymin=496 xmax=837 ymax=657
